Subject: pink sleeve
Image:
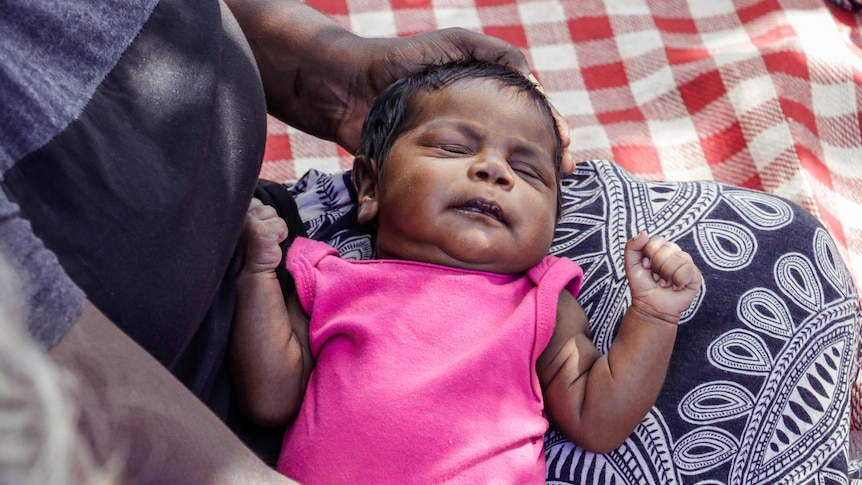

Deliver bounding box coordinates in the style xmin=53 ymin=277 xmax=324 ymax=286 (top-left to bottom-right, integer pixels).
xmin=285 ymin=237 xmax=340 ymax=316
xmin=527 ymin=256 xmax=585 ymax=390
xmin=527 ymin=256 xmax=584 ymax=298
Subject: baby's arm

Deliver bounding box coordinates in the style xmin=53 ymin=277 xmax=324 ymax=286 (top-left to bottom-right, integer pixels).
xmin=230 ymin=198 xmax=314 ymax=426
xmin=538 ymin=232 xmax=702 ymax=453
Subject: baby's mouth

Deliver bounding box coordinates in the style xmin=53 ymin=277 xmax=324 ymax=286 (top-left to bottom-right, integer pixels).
xmin=455 ymin=199 xmax=504 ymax=222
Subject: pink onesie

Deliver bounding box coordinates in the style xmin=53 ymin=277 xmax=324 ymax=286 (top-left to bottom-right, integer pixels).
xmin=277 ymin=237 xmax=583 ymax=483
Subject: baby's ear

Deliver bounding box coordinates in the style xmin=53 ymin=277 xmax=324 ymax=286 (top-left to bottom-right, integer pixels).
xmin=352 ymin=155 xmax=380 ymax=224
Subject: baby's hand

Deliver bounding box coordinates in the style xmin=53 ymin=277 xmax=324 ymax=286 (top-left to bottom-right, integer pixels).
xmin=624 ymin=232 xmax=702 ymax=324
xmin=237 ymin=198 xmax=289 ymax=275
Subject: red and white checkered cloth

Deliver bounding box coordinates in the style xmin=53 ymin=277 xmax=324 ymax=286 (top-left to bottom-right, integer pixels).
xmin=261 ymin=0 xmax=862 ymax=431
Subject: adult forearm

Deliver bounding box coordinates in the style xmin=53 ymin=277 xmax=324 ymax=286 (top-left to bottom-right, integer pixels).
xmin=224 ymin=0 xmax=532 ymax=154
xmin=224 ymin=0 xmax=360 ymax=144
xmin=49 ymin=301 xmax=296 ymax=484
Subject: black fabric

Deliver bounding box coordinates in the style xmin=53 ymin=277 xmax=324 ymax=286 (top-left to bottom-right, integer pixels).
xmin=2 ymin=0 xmax=278 ymax=460
xmin=1 ymin=0 xmax=158 ymax=350
xmin=0 ymin=0 xmax=158 ymax=171
xmin=827 ymin=0 xmax=862 ymax=11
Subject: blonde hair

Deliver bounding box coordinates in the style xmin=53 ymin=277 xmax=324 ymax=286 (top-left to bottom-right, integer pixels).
xmin=0 ymin=259 xmax=123 ymax=484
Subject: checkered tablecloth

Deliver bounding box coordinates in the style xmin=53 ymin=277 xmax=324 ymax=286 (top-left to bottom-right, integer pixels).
xmin=262 ymin=0 xmax=862 ymax=294
xmin=260 ymin=0 xmax=862 ymax=430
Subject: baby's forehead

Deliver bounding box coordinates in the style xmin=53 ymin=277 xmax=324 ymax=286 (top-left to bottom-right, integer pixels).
xmin=409 ymin=81 xmax=559 ymax=159
xmin=423 ymin=76 xmax=521 ymax=99
xmin=412 ymin=78 xmax=546 ymax=118
xmin=417 ymin=81 xmax=555 ymax=136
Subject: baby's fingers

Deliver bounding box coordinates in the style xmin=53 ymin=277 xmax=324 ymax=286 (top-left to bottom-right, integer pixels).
xmin=645 ymin=241 xmax=702 ymax=292
xmin=246 ymin=198 xmax=289 ymax=243
xmin=670 ymin=262 xmax=702 ymax=291
xmin=623 ymin=231 xmax=650 ymax=269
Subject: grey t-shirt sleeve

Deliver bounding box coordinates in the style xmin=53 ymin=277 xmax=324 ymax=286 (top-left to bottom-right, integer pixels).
xmin=0 ymin=187 xmax=84 ymax=349
xmin=0 ymin=0 xmax=157 ymax=349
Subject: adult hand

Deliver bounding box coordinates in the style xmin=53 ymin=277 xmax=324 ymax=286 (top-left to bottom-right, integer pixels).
xmin=226 ymin=0 xmax=574 ymax=173
xmin=339 ymin=31 xmax=576 ymax=174
xmin=327 ymin=29 xmax=527 ymax=152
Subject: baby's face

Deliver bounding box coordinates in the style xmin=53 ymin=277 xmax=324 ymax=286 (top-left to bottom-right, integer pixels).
xmin=370 ymin=78 xmax=559 ymax=274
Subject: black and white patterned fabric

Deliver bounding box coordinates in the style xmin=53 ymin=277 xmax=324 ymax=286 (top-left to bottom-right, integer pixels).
xmin=827 ymin=0 xmax=862 ymax=11
xmin=286 ymin=159 xmax=862 ymax=484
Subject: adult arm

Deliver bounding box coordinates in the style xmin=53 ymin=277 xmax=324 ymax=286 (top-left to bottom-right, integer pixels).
xmin=223 ymin=0 xmax=575 ymax=172
xmin=49 ymin=301 xmax=298 ymax=484
xmin=537 ymin=233 xmax=701 ymax=453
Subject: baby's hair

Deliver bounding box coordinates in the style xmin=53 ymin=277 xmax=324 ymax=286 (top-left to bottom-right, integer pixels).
xmin=355 ymin=59 xmax=563 ymax=211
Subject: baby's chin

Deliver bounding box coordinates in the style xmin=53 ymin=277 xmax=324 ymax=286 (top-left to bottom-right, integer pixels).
xmin=423 ymin=251 xmax=545 ymax=275
xmin=376 ymin=239 xmax=549 ymax=274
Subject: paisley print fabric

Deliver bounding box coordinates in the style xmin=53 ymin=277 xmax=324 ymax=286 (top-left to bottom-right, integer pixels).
xmin=285 ymin=160 xmax=862 ymax=483
xmin=827 ymin=0 xmax=862 ymax=11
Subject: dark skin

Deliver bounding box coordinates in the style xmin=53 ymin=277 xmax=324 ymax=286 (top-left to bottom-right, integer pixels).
xmin=537 ymin=240 xmax=689 ymax=452
xmin=46 ymin=1 xmax=566 ymax=482
xmin=232 ymin=201 xmax=313 ymax=426
xmin=232 ymin=80 xmax=703 ymax=457
xmin=224 ymin=0 xmax=575 ymax=172
xmin=236 ymin=211 xmax=697 ymax=455
xmin=235 ymin=206 xmax=694 ymax=454
xmin=51 ymin=302 xmax=292 ymax=484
